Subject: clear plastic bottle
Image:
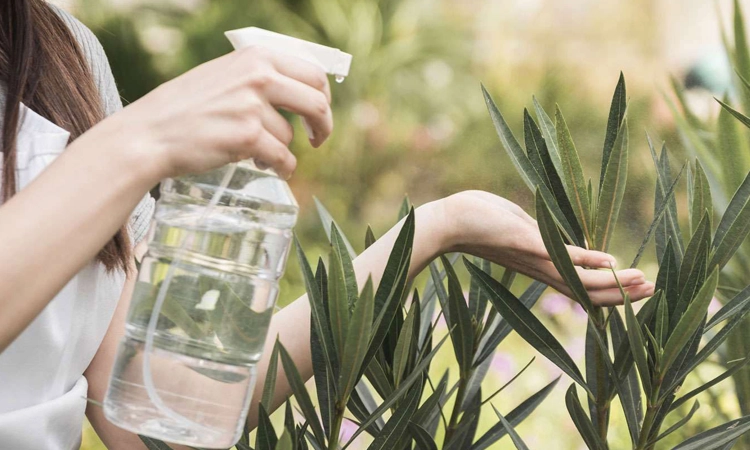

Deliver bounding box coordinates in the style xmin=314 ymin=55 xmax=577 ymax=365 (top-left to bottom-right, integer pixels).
xmin=103 ymin=28 xmax=351 ymax=448
xmin=103 ymin=162 xmax=297 ymax=447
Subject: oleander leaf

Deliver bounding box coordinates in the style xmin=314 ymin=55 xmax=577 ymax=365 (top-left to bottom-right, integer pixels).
xmin=651 ymin=400 xmax=701 ymax=445
xmin=608 ymin=307 xmax=642 ymax=444
xmin=409 ymin=422 xmax=438 ymax=450
xmin=392 ymin=296 xmax=419 ymax=386
xmin=707 ymin=283 xmax=750 ymax=330
xmin=339 ymin=277 xmax=374 ymax=401
xmin=314 ymin=197 xmax=357 ymax=259
xmin=365 ymin=225 xmax=377 ymax=249
xmin=465 ymin=257 xmax=589 ymax=393
xmin=672 ymin=415 xmax=750 ymax=449
xmin=671 ymin=355 xmax=750 ymax=412
xmin=565 ymin=384 xmax=608 ymax=450
xmin=261 ymin=338 xmax=281 ymax=410
xmin=624 ymin=286 xmax=652 ymax=395
xmin=556 ymin=105 xmax=593 ymax=244
xmin=532 ymin=96 xmax=564 ymax=178
xmin=710 ymin=170 xmax=750 ymax=269
xmin=443 ymin=255 xmax=475 ymax=374
xmin=256 ymin=404 xmax=278 ymax=450
xmin=492 ymin=405 xmax=530 ymax=450
xmin=600 ymin=72 xmax=627 ymax=191
xmin=594 ymin=117 xmax=628 ymax=252
xmin=278 ymin=343 xmax=326 ymax=446
xmin=367 ymin=386 xmax=421 ymax=450
xmin=717 ymin=97 xmax=750 ymax=129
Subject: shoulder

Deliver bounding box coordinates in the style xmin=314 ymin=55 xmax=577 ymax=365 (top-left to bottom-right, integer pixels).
xmin=50 ymin=4 xmax=124 ymax=116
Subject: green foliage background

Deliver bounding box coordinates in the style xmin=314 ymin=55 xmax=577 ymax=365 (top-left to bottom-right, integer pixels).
xmin=68 ymin=0 xmax=748 ymax=448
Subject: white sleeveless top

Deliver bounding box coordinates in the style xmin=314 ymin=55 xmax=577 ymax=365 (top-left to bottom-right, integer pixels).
xmin=0 ymin=106 xmax=153 ymax=450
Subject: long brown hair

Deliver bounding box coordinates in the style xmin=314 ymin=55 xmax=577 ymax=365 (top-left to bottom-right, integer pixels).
xmin=0 ymin=0 xmax=131 ymax=272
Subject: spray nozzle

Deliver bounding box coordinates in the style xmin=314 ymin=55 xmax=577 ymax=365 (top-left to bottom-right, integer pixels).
xmin=225 ymin=27 xmax=352 ymax=80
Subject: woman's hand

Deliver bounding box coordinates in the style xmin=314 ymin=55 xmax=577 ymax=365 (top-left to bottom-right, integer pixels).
xmin=97 ymin=46 xmax=333 ymax=181
xmin=441 ymin=191 xmax=655 ymax=305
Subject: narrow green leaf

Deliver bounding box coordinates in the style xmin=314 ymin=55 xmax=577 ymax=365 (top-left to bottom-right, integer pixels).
xmin=339 ymin=277 xmax=374 ymax=400
xmin=409 ymin=422 xmax=438 ymax=450
xmin=465 ymin=258 xmax=589 ymax=394
xmin=630 ymin=164 xmax=685 ymax=268
xmin=275 ymin=428 xmax=292 ymax=450
xmin=256 ymin=404 xmax=279 ymax=450
xmin=711 ymin=171 xmax=750 ymax=269
xmin=565 ymin=384 xmax=608 ymax=450
xmin=671 ymin=355 xmax=750 ymax=412
xmin=392 ymin=297 xmax=419 ymax=386
xmin=536 ymin=189 xmax=594 ymax=313
xmin=608 ymin=308 xmax=642 ymax=444
xmin=595 ymin=118 xmax=628 ymax=252
xmin=443 ymin=255 xmax=474 ymax=374
xmin=662 ymin=268 xmax=719 ymax=374
xmin=525 ymin=110 xmax=585 ymax=245
xmin=672 ymin=415 xmax=750 ymax=449
xmin=474 ymin=280 xmax=546 ymax=367
xmin=707 ymin=283 xmax=750 ymax=330
xmin=471 ymin=377 xmax=560 ymax=450
xmin=342 ymin=335 xmax=449 ymax=449
xmin=648 ymin=136 xmax=684 ymax=263
xmin=331 ymin=225 xmax=358 ymax=309
xmin=364 ymin=209 xmax=415 ymax=371
xmin=411 ymin=373 xmax=447 ymax=429
xmin=717 ymin=97 xmax=750 ymax=129
xmin=365 ymin=225 xmax=377 ymax=249
xmin=328 ymin=242 xmax=350 ymax=357
xmin=261 ymin=338 xmax=281 ymax=410
xmin=556 ymin=105 xmax=593 ymax=244
xmin=492 ymin=405 xmax=530 ymax=450
xmin=277 ymin=343 xmax=326 ymax=446
xmin=718 ymin=95 xmax=750 ymax=191
xmin=651 ymin=400 xmax=701 ymax=445
xmin=367 ymin=386 xmax=421 ymax=450
xmin=532 ymin=96 xmax=564 ymax=177
xmin=482 ymin=85 xmax=579 ymax=244
xmin=314 ymin=197 xmax=357 ymax=259
xmin=655 ymin=293 xmax=668 ymax=346
xmin=673 ymin=212 xmax=711 ymax=327
xmin=624 ymin=288 xmax=652 ymax=395
xmin=655 ymin=240 xmax=678 ymax=311
xmin=600 ymin=72 xmax=627 ymax=191
xmin=468 ymin=256 xmax=489 ymax=321
xmin=398 ymin=196 xmax=411 ymax=221
xmin=294 ymin=236 xmax=338 ymax=377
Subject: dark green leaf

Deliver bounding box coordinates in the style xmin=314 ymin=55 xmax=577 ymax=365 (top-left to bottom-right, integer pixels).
xmin=648 ymin=137 xmax=684 ymax=263
xmin=671 ymin=355 xmax=750 ymax=412
xmin=707 ymin=283 xmax=750 ymax=330
xmin=711 ymin=170 xmax=750 ymax=269
xmin=630 ymin=165 xmax=685 ymax=268
xmin=261 ymin=339 xmax=281 ymax=410
xmin=367 ymin=386 xmax=421 ymax=450
xmin=536 ymin=190 xmax=594 ymax=313
xmin=482 ymin=85 xmax=579 ymax=244
xmin=716 ymin=97 xmax=750 ymax=129
xmin=339 ymin=276 xmax=374 ymax=400
xmin=409 ymin=423 xmax=438 ymax=450
xmin=471 ymin=377 xmax=559 ymax=450
xmin=655 ymin=293 xmax=668 ymax=347
xmin=294 ymin=237 xmax=338 ymax=378
xmin=392 ymin=296 xmax=419 ymax=386
xmin=609 ymin=308 xmax=642 ymax=444
xmin=672 ymin=415 xmax=750 ymax=449
xmin=651 ymin=400 xmax=700 ymax=445
xmin=532 ymin=96 xmax=564 ymax=180
xmin=468 ymin=256 xmax=491 ymax=321
xmin=277 ymin=343 xmax=326 ymax=446
xmin=524 ymin=110 xmax=585 ymax=245
xmin=342 ymin=335 xmax=449 ymax=449
xmin=314 ymin=197 xmax=357 ymax=259
xmin=624 ymin=287 xmax=652 ymax=395
xmin=594 ymin=118 xmax=628 ymax=252
xmin=565 ymin=384 xmax=608 ymax=450
xmin=465 ymin=257 xmax=589 ymax=393
xmin=365 ymin=225 xmax=377 ymax=249
xmin=328 ymin=241 xmax=350 ymax=359
xmin=398 ymin=196 xmax=412 ymax=221
xmin=556 ymin=105 xmax=593 ymax=244
xmin=600 ymin=72 xmax=627 ymax=191
xmin=492 ymin=405 xmax=530 ymax=450
xmin=256 ymin=405 xmax=278 ymax=450
xmin=655 ymin=240 xmax=678 ymax=314
xmin=662 ymin=268 xmax=719 ymax=375
xmin=443 ymin=255 xmax=474 ymax=374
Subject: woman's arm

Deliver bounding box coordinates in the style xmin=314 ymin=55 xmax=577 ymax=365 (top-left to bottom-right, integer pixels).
xmin=0 ymin=47 xmax=333 ymax=352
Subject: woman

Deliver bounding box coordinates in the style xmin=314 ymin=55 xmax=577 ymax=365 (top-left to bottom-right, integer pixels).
xmin=0 ymin=1 xmax=655 ymax=449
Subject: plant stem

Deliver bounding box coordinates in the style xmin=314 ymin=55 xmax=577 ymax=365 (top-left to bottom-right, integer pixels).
xmin=443 ymin=371 xmax=468 ymax=446
xmin=329 ymin=404 xmax=345 ymax=449
xmin=636 ymin=379 xmax=663 ymax=450
xmin=592 ymin=307 xmax=610 ymax=443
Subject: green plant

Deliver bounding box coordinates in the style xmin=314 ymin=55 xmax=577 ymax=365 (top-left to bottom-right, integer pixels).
xmin=483 ymin=71 xmax=750 ymax=449
xmin=668 ymin=2 xmax=750 ymax=446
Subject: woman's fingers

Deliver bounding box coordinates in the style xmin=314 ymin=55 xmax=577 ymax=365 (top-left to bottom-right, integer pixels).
xmin=576 ymin=267 xmax=645 ymax=290
xmin=260 ymin=74 xmax=333 ymax=147
xmin=261 ymin=49 xmax=332 ymax=103
xmin=589 ymin=282 xmax=656 ymax=306
xmin=566 ymin=245 xmax=617 ymax=269
xmin=240 ymin=129 xmax=296 ymax=178
xmin=261 ymin=105 xmax=294 ymax=146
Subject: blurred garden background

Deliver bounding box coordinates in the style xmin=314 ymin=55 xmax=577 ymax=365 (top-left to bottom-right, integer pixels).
xmin=53 ymin=0 xmax=748 ymax=448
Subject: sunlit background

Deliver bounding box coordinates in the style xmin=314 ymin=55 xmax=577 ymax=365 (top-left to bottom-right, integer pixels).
xmin=51 ymin=0 xmax=746 ymax=448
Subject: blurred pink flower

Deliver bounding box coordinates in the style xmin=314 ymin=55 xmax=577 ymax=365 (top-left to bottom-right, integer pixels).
xmin=541 ymin=293 xmax=571 ymax=315
xmin=708 ymin=297 xmax=722 ymax=315
xmin=491 ymin=351 xmax=516 ymax=378
xmin=339 ymin=418 xmax=358 ymax=445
